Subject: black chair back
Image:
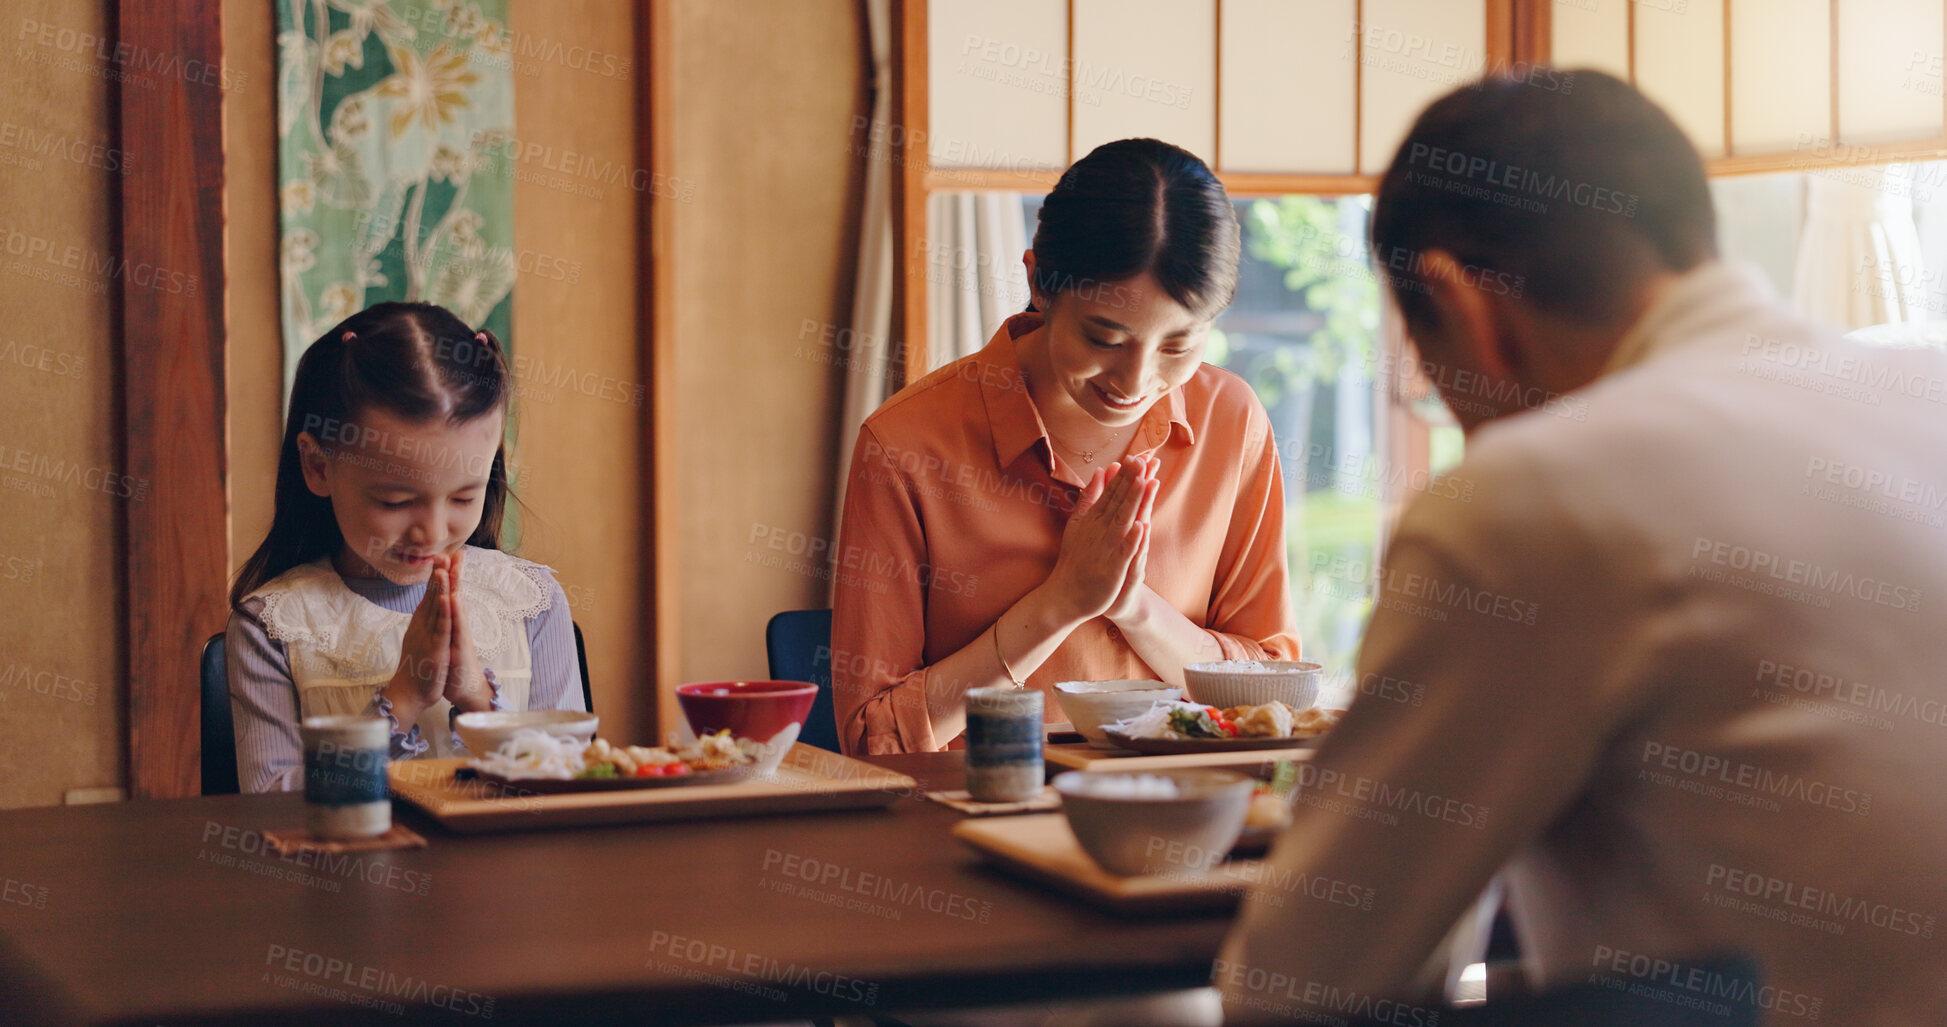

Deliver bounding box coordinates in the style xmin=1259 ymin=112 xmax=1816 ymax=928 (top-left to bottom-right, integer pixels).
xmin=199 ymin=633 xmax=239 ymax=796
xmin=764 ymin=609 xmax=840 ymax=752
xmin=572 ymin=621 xmax=593 ymax=714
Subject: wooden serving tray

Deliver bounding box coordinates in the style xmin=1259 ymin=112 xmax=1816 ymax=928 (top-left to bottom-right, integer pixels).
xmin=954 ymin=814 xmax=1275 ymax=915
xmin=1101 ymin=728 xmax=1321 ymax=756
xmin=388 ymin=744 xmax=917 ymax=833
xmin=1044 ymin=743 xmax=1312 ymax=777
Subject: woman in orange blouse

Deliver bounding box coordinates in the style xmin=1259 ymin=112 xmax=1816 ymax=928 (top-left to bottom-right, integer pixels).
xmin=833 ymin=138 xmax=1302 ymax=756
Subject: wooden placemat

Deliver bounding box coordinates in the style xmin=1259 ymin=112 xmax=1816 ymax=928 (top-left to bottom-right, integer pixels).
xmin=261 ymin=823 xmax=428 ymax=856
xmin=387 ymin=744 xmax=917 ymax=834
xmin=1044 ymin=744 xmax=1313 ymax=776
xmin=953 ymin=814 xmax=1274 ymax=915
xmin=924 ymin=786 xmax=1061 ymax=815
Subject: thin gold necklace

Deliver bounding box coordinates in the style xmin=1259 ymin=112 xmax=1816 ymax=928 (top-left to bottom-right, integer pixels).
xmin=1021 ymin=362 xmax=1131 ymax=466
xmin=1049 ymin=424 xmax=1129 ymax=465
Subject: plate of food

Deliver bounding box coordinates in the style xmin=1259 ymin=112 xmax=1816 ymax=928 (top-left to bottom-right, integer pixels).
xmin=462 ymin=729 xmax=757 ymax=793
xmin=1100 ymin=700 xmax=1342 ymax=755
xmin=1231 ymin=768 xmax=1301 ymax=856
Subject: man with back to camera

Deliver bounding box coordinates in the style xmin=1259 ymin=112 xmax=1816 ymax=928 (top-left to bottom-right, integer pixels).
xmin=1218 ymin=71 xmax=1947 ymax=1025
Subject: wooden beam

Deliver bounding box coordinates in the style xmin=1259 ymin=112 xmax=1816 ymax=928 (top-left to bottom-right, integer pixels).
xmin=117 ymin=0 xmax=229 ymax=799
xmin=1707 ymin=137 xmax=1947 ymax=177
xmin=1213 ymin=0 xmax=1223 ymax=169
xmin=641 ymin=0 xmax=677 ymax=744
xmin=1066 ymin=0 xmax=1076 ymax=163
xmin=1485 ymin=0 xmax=1513 ymax=67
xmin=1627 ymin=0 xmax=1637 ymax=84
xmin=923 ymin=167 xmax=1375 ymax=197
xmin=1219 ymin=172 xmax=1380 ymax=197
xmin=924 ymin=167 xmax=1063 ymax=193
xmin=892 ymin=0 xmax=931 ymax=385
xmin=1723 ymin=0 xmax=1734 ymax=157
xmin=1512 ymin=0 xmax=1550 ymax=66
xmin=1353 ymin=0 xmax=1363 ymax=174
xmin=1829 ymin=0 xmax=1840 ymax=143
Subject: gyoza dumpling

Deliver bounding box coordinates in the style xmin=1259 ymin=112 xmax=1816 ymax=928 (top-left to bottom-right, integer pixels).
xmin=1231 ymin=700 xmax=1297 ymax=738
xmin=1290 ymin=706 xmax=1344 ymax=737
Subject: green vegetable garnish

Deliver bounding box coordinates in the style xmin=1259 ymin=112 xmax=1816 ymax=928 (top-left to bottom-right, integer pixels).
xmin=1166 ymin=705 xmax=1226 ymax=739
xmin=576 ymin=763 xmax=618 ymax=779
xmin=1270 ymin=759 xmax=1300 ymax=796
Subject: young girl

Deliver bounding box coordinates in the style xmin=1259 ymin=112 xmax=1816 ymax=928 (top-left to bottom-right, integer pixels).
xmin=227 ymin=301 xmax=585 ymax=793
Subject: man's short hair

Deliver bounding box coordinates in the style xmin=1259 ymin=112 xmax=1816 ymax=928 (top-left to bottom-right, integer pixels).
xmin=1371 ymin=70 xmax=1717 ymax=327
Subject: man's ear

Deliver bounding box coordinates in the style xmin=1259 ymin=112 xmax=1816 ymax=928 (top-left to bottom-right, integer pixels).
xmin=1418 ymin=249 xmax=1521 ymax=383
xmin=295 ymin=432 xmax=333 ymax=498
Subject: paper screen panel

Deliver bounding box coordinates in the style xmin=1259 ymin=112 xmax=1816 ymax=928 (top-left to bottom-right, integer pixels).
xmin=1837 ymin=0 xmax=1944 ymax=145
xmin=1731 ymin=0 xmax=1832 ymax=155
xmin=1551 ymin=0 xmax=1629 ymax=79
xmin=928 ymin=0 xmax=1069 ymax=169
xmin=1218 ymin=0 xmax=1357 ymax=173
xmin=1359 ymin=0 xmax=1487 ymax=173
xmin=1634 ymin=0 xmax=1727 ymax=157
xmin=1072 ymin=0 xmax=1217 ymax=162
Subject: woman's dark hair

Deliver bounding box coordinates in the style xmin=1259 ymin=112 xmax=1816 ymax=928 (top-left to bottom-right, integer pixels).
xmin=1031 ymin=137 xmax=1241 ymax=320
xmin=230 ymin=302 xmax=513 ymax=611
xmin=1371 ymin=70 xmax=1717 ymax=329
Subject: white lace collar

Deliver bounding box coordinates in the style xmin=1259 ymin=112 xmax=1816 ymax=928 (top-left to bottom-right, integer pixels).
xmin=246 ymin=547 xmax=553 ymax=663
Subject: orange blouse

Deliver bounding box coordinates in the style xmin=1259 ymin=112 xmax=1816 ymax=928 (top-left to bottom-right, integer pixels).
xmin=832 ymin=313 xmax=1301 ymax=755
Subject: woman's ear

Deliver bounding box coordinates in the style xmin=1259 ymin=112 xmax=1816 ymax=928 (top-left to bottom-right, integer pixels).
xmin=1022 ymin=249 xmax=1046 ymax=312
xmin=295 ymin=432 xmax=334 ymax=498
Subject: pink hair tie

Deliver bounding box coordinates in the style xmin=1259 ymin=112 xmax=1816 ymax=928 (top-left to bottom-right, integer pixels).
xmin=475 ymin=330 xmax=489 ymax=344
xmin=342 ymin=330 xmax=356 ymax=343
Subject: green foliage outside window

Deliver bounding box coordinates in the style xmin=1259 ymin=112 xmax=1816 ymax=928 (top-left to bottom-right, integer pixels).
xmin=1213 ymin=196 xmax=1385 ymax=680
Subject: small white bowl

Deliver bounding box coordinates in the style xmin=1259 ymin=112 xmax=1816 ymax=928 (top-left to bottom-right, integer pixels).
xmin=454 ymin=710 xmax=599 ymax=756
xmin=1054 ymin=769 xmax=1255 ymax=876
xmin=1053 ymin=680 xmax=1182 ymax=749
xmin=1182 ymin=660 xmax=1323 ymax=709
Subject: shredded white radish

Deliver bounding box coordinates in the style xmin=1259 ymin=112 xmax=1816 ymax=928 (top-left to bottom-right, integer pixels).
xmin=1108 ymin=700 xmax=1210 ymax=739
xmin=470 ymin=728 xmax=588 ymax=780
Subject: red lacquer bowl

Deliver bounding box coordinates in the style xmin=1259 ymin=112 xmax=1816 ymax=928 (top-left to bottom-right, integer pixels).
xmin=676 ymin=680 xmax=818 ymax=744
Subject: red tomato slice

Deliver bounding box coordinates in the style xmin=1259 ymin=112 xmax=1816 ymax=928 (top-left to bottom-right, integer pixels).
xmin=665 ymin=763 xmax=692 ymax=776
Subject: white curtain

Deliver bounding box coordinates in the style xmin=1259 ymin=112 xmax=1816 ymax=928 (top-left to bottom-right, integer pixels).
xmin=830 ymin=0 xmax=897 ymax=587
xmin=827 ymin=0 xmax=1031 ymax=598
xmin=926 ymin=191 xmax=1031 ymax=365
xmin=828 ymin=0 xmax=1033 ymax=608
xmin=1792 ymin=166 xmax=1928 ymax=331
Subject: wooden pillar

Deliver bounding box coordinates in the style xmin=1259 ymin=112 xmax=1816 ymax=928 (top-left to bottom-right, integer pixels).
xmin=117 ymin=0 xmax=230 ymax=798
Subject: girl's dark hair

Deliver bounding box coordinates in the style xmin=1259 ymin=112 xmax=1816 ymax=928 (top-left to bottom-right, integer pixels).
xmin=230 ymin=302 xmax=513 ymax=611
xmin=1030 ymin=137 xmax=1241 ymax=320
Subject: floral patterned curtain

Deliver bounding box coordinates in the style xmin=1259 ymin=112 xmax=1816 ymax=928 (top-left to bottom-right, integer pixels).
xmin=277 ymin=0 xmax=515 ymax=397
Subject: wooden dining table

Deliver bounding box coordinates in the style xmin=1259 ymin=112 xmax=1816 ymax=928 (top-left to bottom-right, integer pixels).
xmin=0 ymin=750 xmax=1235 ymax=1025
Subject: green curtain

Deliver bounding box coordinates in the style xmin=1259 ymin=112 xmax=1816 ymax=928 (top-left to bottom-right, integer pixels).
xmin=277 ymin=0 xmax=516 ymax=399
